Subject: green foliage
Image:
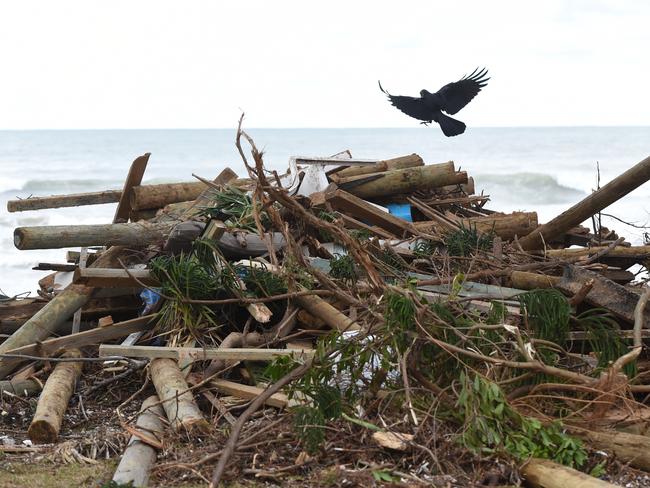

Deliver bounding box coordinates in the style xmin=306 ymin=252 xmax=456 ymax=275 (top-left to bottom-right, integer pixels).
xmin=412 ymin=239 xmax=436 ymax=258
xmin=457 ymin=373 xmax=587 ymax=468
xmin=200 ymin=186 xmax=269 ymax=232
xmin=577 ymin=308 xmax=637 ymax=378
xmin=329 ymin=253 xmax=358 ymax=283
xmin=385 ymin=292 xmax=417 ymax=352
xmin=293 ymin=405 xmax=327 ymax=454
xmin=377 ymin=247 xmax=407 ymax=272
xmin=519 ymin=289 xmax=571 ymax=348
xmin=316 ymin=210 xmax=338 ymax=242
xmin=372 ymin=470 xmax=397 ymax=482
xmin=349 ymin=228 xmax=372 ymax=242
xmin=446 ymin=224 xmax=494 ymax=257
xmin=486 ymin=301 xmax=507 ymax=325
xmin=149 ymin=253 xmax=220 ymax=333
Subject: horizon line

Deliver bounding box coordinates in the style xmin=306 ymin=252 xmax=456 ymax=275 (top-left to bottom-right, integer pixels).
xmin=1 ymin=125 xmax=650 ymax=131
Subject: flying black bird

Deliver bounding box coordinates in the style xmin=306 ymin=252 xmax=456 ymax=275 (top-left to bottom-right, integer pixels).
xmin=379 ymin=68 xmax=489 ymax=137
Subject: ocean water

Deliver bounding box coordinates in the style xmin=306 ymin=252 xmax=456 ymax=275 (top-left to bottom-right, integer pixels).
xmin=1 ymin=127 xmax=650 ymax=296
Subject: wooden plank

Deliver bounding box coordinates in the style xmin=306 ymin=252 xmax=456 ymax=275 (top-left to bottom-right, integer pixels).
xmin=338 ymin=214 xmax=396 ymax=239
xmin=209 ymin=379 xmax=297 ymax=409
xmin=325 ymin=189 xmax=415 ymax=237
xmin=557 ymin=265 xmax=650 ymax=324
xmin=4 ymin=315 xmax=157 ymax=358
xmin=99 ymin=344 xmax=315 ymax=361
xmin=72 ymin=268 xmax=159 ymax=288
xmin=113 ymin=153 xmax=150 ymax=224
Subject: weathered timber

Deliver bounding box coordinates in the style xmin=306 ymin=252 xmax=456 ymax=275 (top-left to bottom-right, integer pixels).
xmin=14 ymin=222 xmax=171 ymax=250
xmin=113 ymin=395 xmax=165 ymax=487
xmin=73 ymin=268 xmax=159 ymax=288
xmin=7 ymin=167 xmax=239 ymax=214
xmin=557 ymin=265 xmax=650 ymax=324
xmin=332 ymin=153 xmax=424 ymax=180
xmin=32 ymin=263 xmax=77 ymax=272
xmin=28 ymin=349 xmax=83 ymax=443
xmin=7 ymin=190 xmax=122 ymax=213
xmin=414 ymin=211 xmax=538 ymax=241
xmin=325 ymin=189 xmax=415 ymax=237
xmin=150 ymin=358 xmax=209 ymax=433
xmin=293 ymin=294 xmax=361 ymax=332
xmin=209 ymin=379 xmax=296 ymax=409
xmin=521 ymin=458 xmax=616 ymax=488
xmin=114 ymin=153 xmax=150 ymax=223
xmin=99 ymin=344 xmax=315 ymax=361
xmin=464 ymin=212 xmax=538 ymax=240
xmin=130 ymin=167 xmax=238 ymax=210
xmin=338 ymin=214 xmax=396 ymax=239
xmin=509 ymin=271 xmax=560 ymax=290
xmin=338 ymin=163 xmax=468 ymax=200
xmin=518 ymin=154 xmax=650 ymax=250
xmin=542 ymin=245 xmax=650 ymax=263
xmin=5 ymin=315 xmax=156 ymax=359
xmin=0 ymin=379 xmax=41 ymax=396
xmin=575 ymin=429 xmax=650 ymax=471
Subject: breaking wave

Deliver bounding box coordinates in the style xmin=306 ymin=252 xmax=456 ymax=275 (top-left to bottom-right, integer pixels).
xmin=476 ymin=173 xmax=585 ymax=204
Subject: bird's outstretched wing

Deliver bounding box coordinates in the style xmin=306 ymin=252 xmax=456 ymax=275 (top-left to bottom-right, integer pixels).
xmin=378 ymin=81 xmax=432 ymax=122
xmin=435 ymin=68 xmax=489 ymax=115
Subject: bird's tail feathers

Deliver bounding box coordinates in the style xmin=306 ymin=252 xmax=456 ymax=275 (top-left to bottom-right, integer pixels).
xmin=438 ymin=112 xmax=466 ymax=137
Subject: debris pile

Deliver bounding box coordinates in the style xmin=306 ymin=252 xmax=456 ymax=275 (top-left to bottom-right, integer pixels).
xmin=3 ymin=126 xmax=650 ymax=487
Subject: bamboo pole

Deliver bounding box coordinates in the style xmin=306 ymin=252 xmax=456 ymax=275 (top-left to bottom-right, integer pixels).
xmin=14 ymin=222 xmax=170 ymax=250
xmin=113 ymin=395 xmax=165 ymax=487
xmin=521 ymin=458 xmax=616 ymax=488
xmin=338 ymin=164 xmax=468 ymax=200
xmin=28 ymin=349 xmax=83 ymax=443
xmin=150 ymin=358 xmax=209 ymax=433
xmin=519 ymin=155 xmax=650 ymax=250
xmin=332 ymin=153 xmax=424 ymax=180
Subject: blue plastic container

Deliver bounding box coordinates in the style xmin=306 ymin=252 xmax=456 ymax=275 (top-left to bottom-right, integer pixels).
xmin=386 ymin=203 xmax=413 ymax=222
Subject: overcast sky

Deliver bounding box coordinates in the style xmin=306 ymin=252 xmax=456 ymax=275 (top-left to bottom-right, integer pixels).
xmin=0 ymin=0 xmax=649 ymax=129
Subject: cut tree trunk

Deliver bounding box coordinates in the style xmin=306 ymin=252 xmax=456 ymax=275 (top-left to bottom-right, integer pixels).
xmin=150 ymin=358 xmax=209 ymax=433
xmin=414 ymin=211 xmax=538 ymax=241
xmin=509 ymin=271 xmax=560 ymax=290
xmin=7 ymin=190 xmax=122 ymax=213
xmin=130 ymin=167 xmax=239 ymax=210
xmin=338 ymin=163 xmax=468 ymax=200
xmin=518 ymin=154 xmax=650 ymax=250
xmin=293 ymin=294 xmax=361 ymax=332
xmin=331 ymin=153 xmax=424 ymax=180
xmin=14 ymin=222 xmax=171 ymax=250
xmin=112 ymin=395 xmax=165 ymax=487
xmin=28 ymin=349 xmax=83 ymax=443
xmin=521 ymin=458 xmax=616 ymax=487
xmin=575 ymin=428 xmax=650 ymax=471
xmin=0 ymin=379 xmax=42 ymax=396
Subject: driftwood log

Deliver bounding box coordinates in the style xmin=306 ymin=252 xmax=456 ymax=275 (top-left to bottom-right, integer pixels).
xmin=331 ymin=153 xmax=424 ymax=180
xmin=521 ymin=458 xmax=616 ymax=488
xmin=338 ymin=163 xmax=467 ymax=199
xmin=112 ymin=395 xmax=165 ymax=487
xmin=28 ymin=349 xmax=83 ymax=443
xmin=518 ymin=154 xmax=650 ymax=250
xmin=150 ymin=358 xmax=209 ymax=433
